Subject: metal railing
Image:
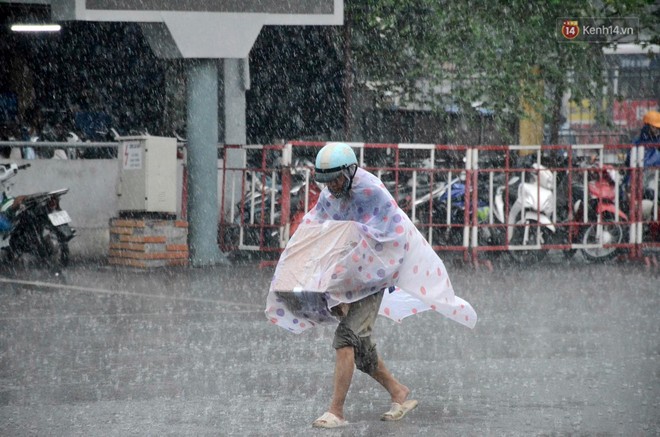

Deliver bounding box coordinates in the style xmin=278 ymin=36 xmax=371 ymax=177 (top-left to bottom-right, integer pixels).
xmin=218 ymin=142 xmax=659 ymax=263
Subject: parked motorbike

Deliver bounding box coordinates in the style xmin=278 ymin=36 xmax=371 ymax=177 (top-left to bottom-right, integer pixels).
xmin=414 ymin=173 xmax=461 ymax=246
xmin=622 ymin=146 xmax=660 ymax=245
xmin=413 ymin=171 xmax=481 ymax=247
xmin=636 ymin=163 xmax=660 ymax=242
xmin=506 ymin=163 xmax=558 ymax=262
xmin=474 ymin=172 xmax=520 ymax=247
xmin=412 ymin=169 xmax=517 ymax=249
xmin=576 ymin=164 xmax=627 ymax=262
xmin=220 ymin=158 xmax=317 ymax=251
xmin=0 ymin=163 xmax=75 ymax=271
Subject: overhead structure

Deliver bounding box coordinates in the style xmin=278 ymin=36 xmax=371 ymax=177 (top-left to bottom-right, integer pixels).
xmin=49 ymin=0 xmax=343 ymax=266
xmin=51 ymin=1 xmax=343 ymax=58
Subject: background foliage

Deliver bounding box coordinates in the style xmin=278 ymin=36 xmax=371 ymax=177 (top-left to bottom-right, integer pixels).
xmin=345 ymin=0 xmax=659 ymax=142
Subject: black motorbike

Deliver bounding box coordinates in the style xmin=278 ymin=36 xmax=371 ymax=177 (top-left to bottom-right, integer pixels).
xmin=0 ymin=163 xmax=75 ymax=271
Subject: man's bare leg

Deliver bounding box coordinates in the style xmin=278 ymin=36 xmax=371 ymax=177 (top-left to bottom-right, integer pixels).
xmin=328 ymin=346 xmax=355 ymax=419
xmin=370 ymin=356 xmax=410 ymax=404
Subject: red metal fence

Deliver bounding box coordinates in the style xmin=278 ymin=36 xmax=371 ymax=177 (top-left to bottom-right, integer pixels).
xmin=218 ymin=142 xmax=659 ymax=263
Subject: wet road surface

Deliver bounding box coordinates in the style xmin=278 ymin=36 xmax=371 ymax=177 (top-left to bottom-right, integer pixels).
xmin=0 ymin=257 xmax=658 ymax=436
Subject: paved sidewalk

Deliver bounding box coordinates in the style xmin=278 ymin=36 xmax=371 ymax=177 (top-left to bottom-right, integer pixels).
xmin=0 ymin=259 xmax=658 ymax=436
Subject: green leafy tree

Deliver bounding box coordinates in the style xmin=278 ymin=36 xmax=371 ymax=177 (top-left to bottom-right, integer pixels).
xmin=345 ymin=0 xmax=659 ymax=143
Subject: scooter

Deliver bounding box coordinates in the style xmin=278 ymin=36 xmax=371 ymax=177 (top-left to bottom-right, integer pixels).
xmin=507 ymin=163 xmax=557 ymax=262
xmin=413 ymin=172 xmax=471 ymax=247
xmin=637 ymin=162 xmax=659 ymax=242
xmin=578 ymin=164 xmax=627 ymax=262
xmin=473 ymin=172 xmax=520 ymax=247
xmin=220 ymin=158 xmax=317 ymax=251
xmin=622 ymin=146 xmax=660 ymax=245
xmin=0 ymin=163 xmax=75 ymax=272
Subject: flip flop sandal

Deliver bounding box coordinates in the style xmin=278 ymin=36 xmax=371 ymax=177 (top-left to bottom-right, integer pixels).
xmin=381 ymin=399 xmax=419 ymax=421
xmin=312 ymin=412 xmax=348 ymax=428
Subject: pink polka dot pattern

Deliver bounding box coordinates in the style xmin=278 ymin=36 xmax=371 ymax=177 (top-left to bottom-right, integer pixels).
xmin=265 ymin=167 xmax=477 ymax=334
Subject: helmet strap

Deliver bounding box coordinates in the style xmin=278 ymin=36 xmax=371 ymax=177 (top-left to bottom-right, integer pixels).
xmin=336 ymin=165 xmax=357 ymax=198
xmin=329 ymin=165 xmax=358 ymax=199
xmin=345 ymin=164 xmax=357 ymax=192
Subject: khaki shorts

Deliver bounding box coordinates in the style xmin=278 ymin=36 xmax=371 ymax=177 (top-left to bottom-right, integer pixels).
xmin=332 ymin=290 xmax=384 ymax=374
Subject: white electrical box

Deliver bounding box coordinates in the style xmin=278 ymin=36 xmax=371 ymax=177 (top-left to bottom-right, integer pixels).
xmin=117 ymin=136 xmax=177 ymax=213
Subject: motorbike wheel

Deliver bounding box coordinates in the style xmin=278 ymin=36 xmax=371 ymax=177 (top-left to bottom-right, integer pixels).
xmin=507 ymin=219 xmax=550 ymax=263
xmin=39 ymin=225 xmax=69 ymax=270
xmin=581 ymin=215 xmax=623 ymax=262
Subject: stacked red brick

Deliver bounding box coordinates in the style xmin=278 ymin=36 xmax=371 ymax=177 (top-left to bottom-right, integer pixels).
xmin=109 ymin=219 xmax=189 ymax=267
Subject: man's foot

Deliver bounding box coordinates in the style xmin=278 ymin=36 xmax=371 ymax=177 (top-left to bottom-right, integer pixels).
xmin=312 ymin=412 xmax=348 ymax=428
xmin=381 ymin=399 xmax=419 ymax=421
xmin=391 ymin=384 xmax=411 ymax=405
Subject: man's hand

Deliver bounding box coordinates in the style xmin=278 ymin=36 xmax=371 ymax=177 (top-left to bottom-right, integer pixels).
xmin=330 ymin=303 xmax=349 ymax=318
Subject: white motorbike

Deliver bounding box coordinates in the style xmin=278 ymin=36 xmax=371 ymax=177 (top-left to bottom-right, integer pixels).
xmin=507 ymin=163 xmax=557 ymax=262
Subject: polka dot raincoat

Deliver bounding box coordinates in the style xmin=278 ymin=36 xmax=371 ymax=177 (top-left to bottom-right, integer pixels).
xmin=265 ymin=168 xmax=477 ymax=333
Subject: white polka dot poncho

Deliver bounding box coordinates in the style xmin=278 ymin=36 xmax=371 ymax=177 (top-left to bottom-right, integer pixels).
xmin=265 ymin=167 xmax=477 ymax=333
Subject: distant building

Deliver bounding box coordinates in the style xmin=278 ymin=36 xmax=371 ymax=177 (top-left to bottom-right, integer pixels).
xmin=560 ymin=43 xmax=659 ymax=145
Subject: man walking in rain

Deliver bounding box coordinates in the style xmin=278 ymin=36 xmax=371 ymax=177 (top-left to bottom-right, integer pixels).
xmin=265 ymin=142 xmax=477 ymax=428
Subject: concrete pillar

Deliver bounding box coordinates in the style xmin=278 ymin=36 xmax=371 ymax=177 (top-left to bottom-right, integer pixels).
xmin=186 ymin=59 xmax=228 ymax=266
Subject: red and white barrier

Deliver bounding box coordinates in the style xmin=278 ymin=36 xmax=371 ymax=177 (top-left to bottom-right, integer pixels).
xmin=217 ymin=142 xmax=659 ymax=263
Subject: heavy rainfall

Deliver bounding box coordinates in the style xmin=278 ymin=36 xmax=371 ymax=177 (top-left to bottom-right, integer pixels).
xmin=0 ymin=1 xmax=659 ymax=436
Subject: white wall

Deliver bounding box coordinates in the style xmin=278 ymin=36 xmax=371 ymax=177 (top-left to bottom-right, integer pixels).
xmin=0 ymin=158 xmax=193 ymax=262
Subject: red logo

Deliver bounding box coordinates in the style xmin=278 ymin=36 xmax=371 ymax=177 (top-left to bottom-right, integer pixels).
xmin=561 ymin=20 xmax=580 ymax=39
